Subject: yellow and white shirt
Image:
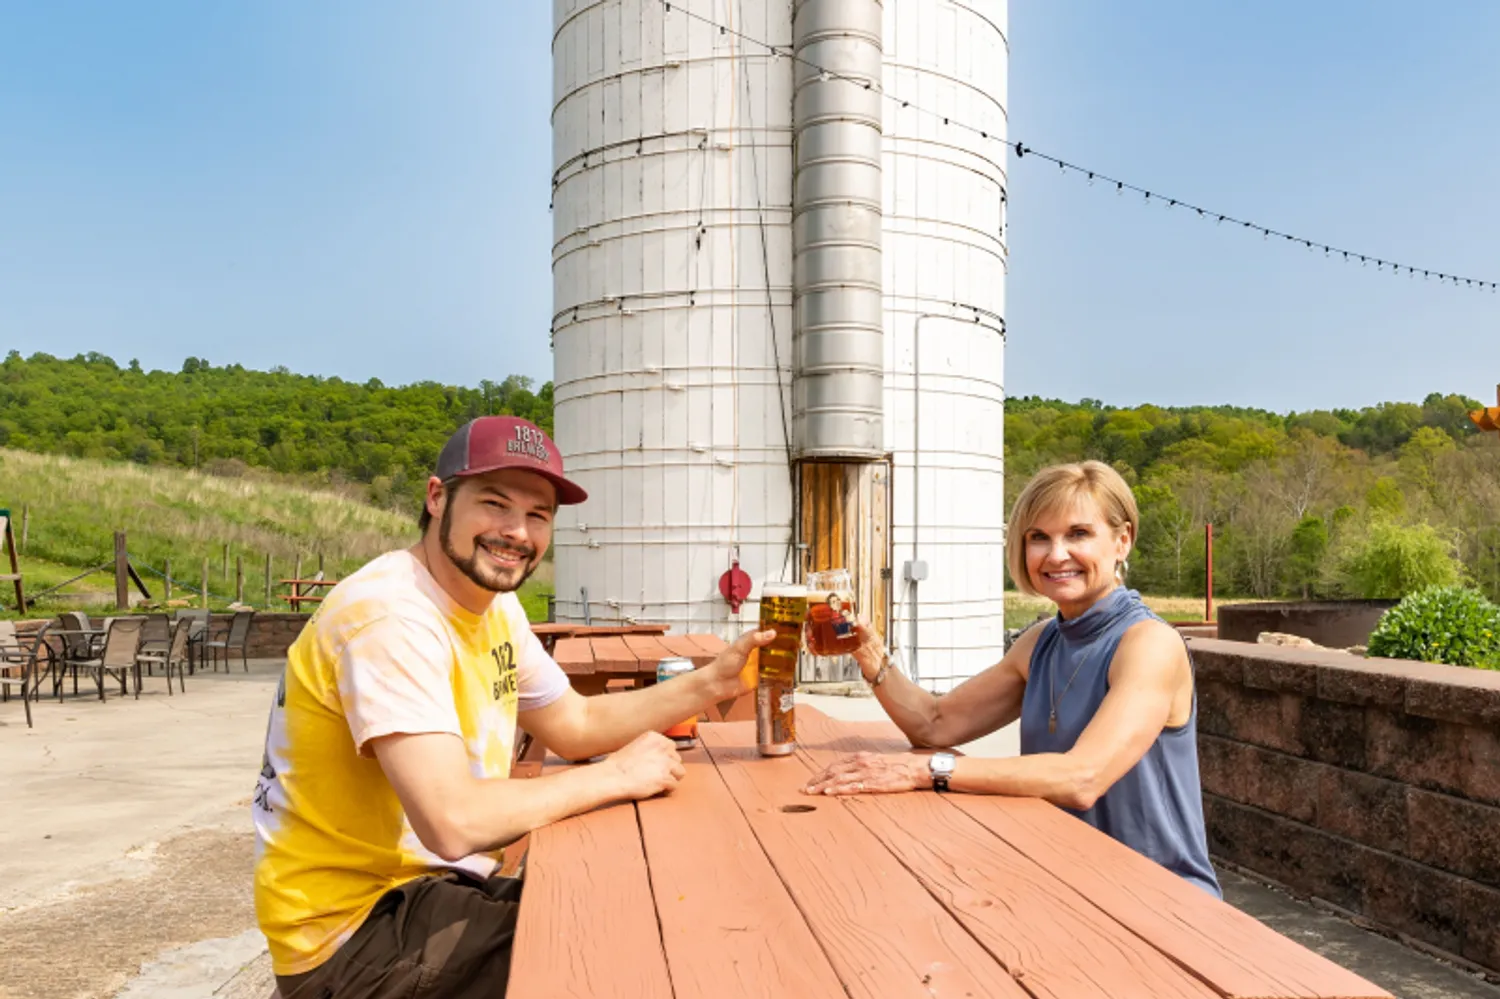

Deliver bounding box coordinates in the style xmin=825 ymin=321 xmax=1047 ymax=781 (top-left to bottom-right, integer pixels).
xmin=251 ymin=550 xmax=569 ymax=976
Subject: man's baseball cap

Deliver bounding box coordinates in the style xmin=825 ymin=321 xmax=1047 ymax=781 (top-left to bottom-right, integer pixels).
xmin=434 ymin=416 xmax=588 ymax=506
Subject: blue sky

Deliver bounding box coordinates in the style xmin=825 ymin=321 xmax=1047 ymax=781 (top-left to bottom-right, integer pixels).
xmin=2 ymin=2 xmax=1496 ymax=411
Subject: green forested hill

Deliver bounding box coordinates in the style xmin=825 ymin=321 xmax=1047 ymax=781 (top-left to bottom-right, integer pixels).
xmin=1005 ymin=392 xmax=1497 ymax=600
xmin=3 ymin=350 xmax=1495 ymax=603
xmin=0 ymin=351 xmax=551 ymax=509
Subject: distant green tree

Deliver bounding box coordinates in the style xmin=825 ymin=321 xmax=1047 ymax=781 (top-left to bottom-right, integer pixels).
xmin=1286 ymin=515 xmax=1328 ymax=598
xmin=1333 ymin=520 xmax=1463 ymax=599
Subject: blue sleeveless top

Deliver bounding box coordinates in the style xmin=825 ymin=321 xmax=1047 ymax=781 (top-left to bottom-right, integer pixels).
xmin=1020 ymin=587 xmax=1221 ymax=897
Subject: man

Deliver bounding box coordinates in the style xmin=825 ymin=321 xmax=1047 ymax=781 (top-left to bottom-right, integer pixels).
xmin=253 ymin=415 xmax=772 ymax=999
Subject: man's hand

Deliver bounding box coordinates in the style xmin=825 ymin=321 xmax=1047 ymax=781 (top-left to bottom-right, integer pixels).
xmin=604 ymin=731 xmax=688 ymax=800
xmin=700 ymin=628 xmax=778 ymax=699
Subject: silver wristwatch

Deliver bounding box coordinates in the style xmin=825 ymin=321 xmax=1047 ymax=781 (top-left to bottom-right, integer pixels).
xmin=928 ymin=752 xmax=956 ymax=793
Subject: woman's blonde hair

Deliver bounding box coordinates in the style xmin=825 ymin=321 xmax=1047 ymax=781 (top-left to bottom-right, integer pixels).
xmin=1006 ymin=461 xmax=1139 ymax=596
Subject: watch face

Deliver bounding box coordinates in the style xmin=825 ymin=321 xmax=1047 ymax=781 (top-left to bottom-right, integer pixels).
xmin=930 ymin=753 xmax=955 ymax=776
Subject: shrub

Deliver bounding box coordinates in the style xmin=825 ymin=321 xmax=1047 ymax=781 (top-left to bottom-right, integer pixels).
xmin=1332 ymin=520 xmax=1462 ymax=599
xmin=1367 ymin=585 xmax=1500 ymax=669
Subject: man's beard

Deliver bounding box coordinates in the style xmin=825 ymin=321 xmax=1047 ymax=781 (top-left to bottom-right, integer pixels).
xmin=438 ymin=500 xmax=539 ymax=594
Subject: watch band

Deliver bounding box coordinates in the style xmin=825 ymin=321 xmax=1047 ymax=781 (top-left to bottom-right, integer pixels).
xmin=929 ymin=752 xmax=955 ymax=793
xmin=868 ymin=648 xmax=895 ymax=688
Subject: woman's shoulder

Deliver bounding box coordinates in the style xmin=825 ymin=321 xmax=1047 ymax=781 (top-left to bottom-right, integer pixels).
xmin=1006 ymin=615 xmax=1055 ymax=679
xmin=1113 ymin=615 xmax=1191 ymax=672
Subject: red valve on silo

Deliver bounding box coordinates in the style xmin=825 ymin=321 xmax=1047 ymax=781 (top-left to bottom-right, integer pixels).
xmin=718 ymin=559 xmax=752 ymax=613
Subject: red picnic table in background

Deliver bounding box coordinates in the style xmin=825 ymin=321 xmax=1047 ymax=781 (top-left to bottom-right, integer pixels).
xmin=548 ymin=629 xmax=738 ymax=706
xmin=507 ymin=706 xmax=1392 ymax=999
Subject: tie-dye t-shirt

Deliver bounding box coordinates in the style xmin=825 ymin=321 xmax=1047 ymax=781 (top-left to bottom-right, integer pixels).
xmin=251 ymin=550 xmax=570 ymax=976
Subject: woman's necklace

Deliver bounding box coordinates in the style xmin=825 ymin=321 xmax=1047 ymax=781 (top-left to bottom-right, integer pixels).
xmin=1048 ymin=646 xmax=1092 ymax=735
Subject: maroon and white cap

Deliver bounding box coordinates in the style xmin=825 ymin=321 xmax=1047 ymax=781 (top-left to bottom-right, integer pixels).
xmin=434 ymin=416 xmax=588 ymax=506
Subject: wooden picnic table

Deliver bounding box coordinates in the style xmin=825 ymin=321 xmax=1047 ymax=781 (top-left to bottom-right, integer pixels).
xmin=529 ymin=622 xmax=669 ymax=655
xmin=279 ymin=577 xmax=337 ymax=610
xmin=550 ymin=631 xmax=730 ymax=699
xmin=509 ymin=706 xmax=1391 ymax=999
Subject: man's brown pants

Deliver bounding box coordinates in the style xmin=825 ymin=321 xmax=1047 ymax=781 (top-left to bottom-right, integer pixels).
xmin=276 ymin=872 xmax=522 ymax=999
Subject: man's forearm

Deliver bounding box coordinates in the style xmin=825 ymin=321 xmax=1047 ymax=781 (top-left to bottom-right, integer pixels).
xmin=566 ymin=668 xmax=734 ymax=758
xmin=447 ymin=763 xmax=627 ymax=860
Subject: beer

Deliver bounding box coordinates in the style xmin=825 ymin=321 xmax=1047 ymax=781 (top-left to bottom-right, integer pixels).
xmin=804 ymin=568 xmax=859 ymax=657
xmin=655 ymin=656 xmax=699 ymax=747
xmin=756 ymin=581 xmax=805 ymax=756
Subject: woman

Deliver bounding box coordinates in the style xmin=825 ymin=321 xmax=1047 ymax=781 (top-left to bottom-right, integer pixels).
xmin=803 ymin=460 xmax=1220 ymax=897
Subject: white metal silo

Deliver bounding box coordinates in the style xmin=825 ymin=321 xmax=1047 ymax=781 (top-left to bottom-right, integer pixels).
xmin=551 ymin=0 xmax=1006 ymax=693
xmin=550 ymin=0 xmax=799 ymax=634
xmin=882 ymin=0 xmax=1008 ymax=691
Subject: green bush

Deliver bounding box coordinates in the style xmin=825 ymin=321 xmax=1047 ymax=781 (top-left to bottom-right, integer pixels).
xmin=1332 ymin=520 xmax=1462 ymax=599
xmin=1367 ymin=585 xmax=1500 ymax=669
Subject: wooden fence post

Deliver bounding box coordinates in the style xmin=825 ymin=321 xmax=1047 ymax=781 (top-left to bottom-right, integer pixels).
xmin=318 ymin=552 xmax=325 ymax=576
xmin=20 ymin=505 xmax=28 ymax=552
xmin=114 ymin=531 xmax=129 ymax=610
xmin=264 ymin=553 xmax=272 ymax=608
xmin=236 ymin=555 xmax=244 ymax=604
xmin=164 ymin=558 xmax=172 ymax=601
xmin=222 ymin=543 xmax=230 ymax=581
xmin=201 ymin=558 xmax=210 ymax=609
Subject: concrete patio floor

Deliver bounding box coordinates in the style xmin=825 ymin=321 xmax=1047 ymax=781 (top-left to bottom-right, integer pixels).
xmin=0 ymin=661 xmax=1494 ymax=999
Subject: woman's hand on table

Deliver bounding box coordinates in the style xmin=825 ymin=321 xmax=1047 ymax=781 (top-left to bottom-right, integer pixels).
xmin=802 ymin=751 xmax=929 ymax=796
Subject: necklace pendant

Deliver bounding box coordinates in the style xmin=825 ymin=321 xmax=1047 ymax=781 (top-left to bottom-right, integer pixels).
xmin=1048 ymin=712 xmax=1057 ymax=735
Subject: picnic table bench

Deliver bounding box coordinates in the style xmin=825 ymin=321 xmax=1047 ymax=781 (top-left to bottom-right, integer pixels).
xmin=509 ymin=705 xmax=1391 ymax=999
xmin=279 ymin=578 xmax=337 ymax=610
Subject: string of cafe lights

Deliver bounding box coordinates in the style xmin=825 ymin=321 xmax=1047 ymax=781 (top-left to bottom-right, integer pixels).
xmin=655 ymin=0 xmax=1497 ymax=293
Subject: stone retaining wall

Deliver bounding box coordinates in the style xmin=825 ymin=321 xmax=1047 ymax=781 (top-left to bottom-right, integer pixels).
xmin=1188 ymin=638 xmax=1500 ymax=973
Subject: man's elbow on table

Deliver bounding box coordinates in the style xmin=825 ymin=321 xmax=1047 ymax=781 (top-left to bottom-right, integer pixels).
xmin=409 ymin=809 xmax=480 ymax=864
xmin=371 ymin=732 xmax=518 ymax=863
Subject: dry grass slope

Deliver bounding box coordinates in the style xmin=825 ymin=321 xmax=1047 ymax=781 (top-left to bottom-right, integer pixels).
xmin=0 ymin=448 xmax=417 ymax=611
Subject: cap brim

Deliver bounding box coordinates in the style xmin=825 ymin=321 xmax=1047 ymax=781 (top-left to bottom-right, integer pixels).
xmin=455 ymin=464 xmax=588 ymax=506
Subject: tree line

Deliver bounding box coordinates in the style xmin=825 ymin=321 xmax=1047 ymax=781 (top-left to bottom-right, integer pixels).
xmin=3 ymin=351 xmax=1494 ymax=601
xmin=0 ymin=351 xmax=552 ymax=510
xmin=1005 ymin=392 xmax=1498 ymax=601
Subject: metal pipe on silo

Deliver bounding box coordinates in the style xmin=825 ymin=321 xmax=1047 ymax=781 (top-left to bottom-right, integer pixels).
xmin=791 ymin=0 xmax=884 ymax=458
xmin=790 ymin=0 xmax=889 ymax=684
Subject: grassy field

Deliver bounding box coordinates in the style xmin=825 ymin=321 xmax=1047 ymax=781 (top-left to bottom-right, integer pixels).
xmin=0 ymin=449 xmax=554 ymax=621
xmin=1004 ymin=591 xmax=1229 ymax=629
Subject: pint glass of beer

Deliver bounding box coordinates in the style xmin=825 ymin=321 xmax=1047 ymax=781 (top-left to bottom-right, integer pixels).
xmin=805 ymin=568 xmax=859 ymax=657
xmin=756 ymin=581 xmax=806 ymax=756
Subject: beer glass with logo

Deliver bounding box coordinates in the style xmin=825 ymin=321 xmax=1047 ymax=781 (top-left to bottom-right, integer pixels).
xmin=756 ymin=581 xmax=806 ymax=756
xmin=804 ymin=568 xmax=859 ymax=657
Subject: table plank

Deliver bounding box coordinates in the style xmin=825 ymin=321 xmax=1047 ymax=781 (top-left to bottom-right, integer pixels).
xmin=532 ymin=623 xmax=670 ymax=637
xmin=508 ymin=798 xmax=672 ymax=998
xmin=699 ymin=721 xmax=1032 ymax=999
xmin=552 ymin=637 xmax=595 ymax=675
xmin=798 ymin=709 xmax=1389 ymax=998
xmin=637 ymin=745 xmax=847 ymax=998
xmin=951 ymin=794 xmax=1390 ymax=999
xmin=688 ymin=633 xmax=729 ymax=656
xmin=658 ymin=634 xmax=716 ymax=667
xmin=622 ymin=634 xmax=671 ymax=670
xmin=793 ymin=709 xmax=1219 ymax=999
xmin=589 ymin=635 xmax=642 ymax=673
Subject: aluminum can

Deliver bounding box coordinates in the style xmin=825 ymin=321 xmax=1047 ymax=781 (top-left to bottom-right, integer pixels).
xmin=656 ymin=656 xmax=699 ymax=745
xmin=756 ymin=582 xmax=806 ymax=756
